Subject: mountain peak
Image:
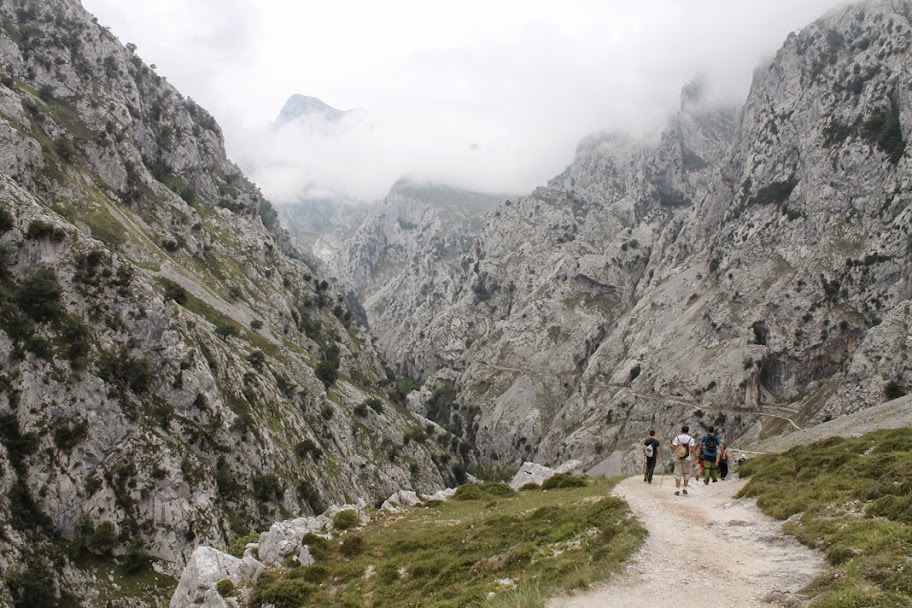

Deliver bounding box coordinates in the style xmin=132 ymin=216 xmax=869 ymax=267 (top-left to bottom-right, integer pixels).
xmin=276 ymin=94 xmax=349 ymax=125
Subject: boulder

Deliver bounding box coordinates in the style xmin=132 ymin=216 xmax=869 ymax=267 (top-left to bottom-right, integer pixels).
xmin=169 ymin=546 xmax=263 ymax=608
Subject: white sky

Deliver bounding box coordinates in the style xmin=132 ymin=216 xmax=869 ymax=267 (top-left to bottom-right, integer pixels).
xmin=81 ymin=0 xmax=849 ymax=202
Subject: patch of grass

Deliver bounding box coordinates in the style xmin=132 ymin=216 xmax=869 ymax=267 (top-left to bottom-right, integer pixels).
xmin=253 ymin=477 xmax=645 ymax=607
xmin=738 ymin=427 xmax=912 ymax=606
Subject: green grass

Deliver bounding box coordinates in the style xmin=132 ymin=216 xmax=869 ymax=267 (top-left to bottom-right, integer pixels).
xmin=738 ymin=427 xmax=912 ymax=607
xmin=252 ymin=478 xmax=645 ymax=608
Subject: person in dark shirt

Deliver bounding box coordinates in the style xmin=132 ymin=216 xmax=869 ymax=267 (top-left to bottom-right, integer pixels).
xmin=699 ymin=425 xmax=722 ymax=484
xmin=643 ymin=429 xmax=661 ymax=484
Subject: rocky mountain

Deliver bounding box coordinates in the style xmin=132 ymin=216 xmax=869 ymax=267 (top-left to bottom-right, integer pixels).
xmin=276 ymin=198 xmax=370 ymax=270
xmin=330 ymin=0 xmax=911 ymax=476
xmin=331 ymin=179 xmax=505 ymax=366
xmin=274 ymin=94 xmax=351 ymax=127
xmin=0 ymin=1 xmax=465 ymax=605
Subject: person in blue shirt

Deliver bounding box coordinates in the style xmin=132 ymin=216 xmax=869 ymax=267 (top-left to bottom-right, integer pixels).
xmin=699 ymin=426 xmax=722 ymax=484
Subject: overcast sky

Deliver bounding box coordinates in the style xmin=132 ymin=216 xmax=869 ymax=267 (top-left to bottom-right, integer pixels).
xmin=81 ymin=0 xmax=849 ymax=203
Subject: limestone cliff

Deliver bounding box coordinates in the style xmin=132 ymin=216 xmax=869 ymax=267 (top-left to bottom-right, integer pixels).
xmin=320 ymin=0 xmax=911 ymax=478
xmin=0 ymin=1 xmax=462 ymax=605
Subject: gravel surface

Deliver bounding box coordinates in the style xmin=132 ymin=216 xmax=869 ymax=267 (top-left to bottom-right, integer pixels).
xmin=548 ymin=475 xmax=826 ymax=608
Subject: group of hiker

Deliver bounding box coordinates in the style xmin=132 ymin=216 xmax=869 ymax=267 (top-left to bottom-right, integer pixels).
xmin=641 ymin=425 xmax=738 ymax=496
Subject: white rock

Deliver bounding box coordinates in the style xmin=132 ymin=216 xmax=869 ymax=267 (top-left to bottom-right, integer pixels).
xmin=169 ymin=546 xmax=263 ymax=608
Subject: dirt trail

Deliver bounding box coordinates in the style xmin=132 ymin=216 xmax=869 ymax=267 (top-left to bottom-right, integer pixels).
xmin=548 ymin=475 xmax=826 ymax=608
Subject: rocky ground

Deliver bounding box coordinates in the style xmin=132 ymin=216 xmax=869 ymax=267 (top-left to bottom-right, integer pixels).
xmin=549 ymin=476 xmax=826 ymax=608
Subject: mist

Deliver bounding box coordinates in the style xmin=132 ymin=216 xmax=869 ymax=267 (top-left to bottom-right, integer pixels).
xmin=82 ymin=0 xmax=851 ymax=203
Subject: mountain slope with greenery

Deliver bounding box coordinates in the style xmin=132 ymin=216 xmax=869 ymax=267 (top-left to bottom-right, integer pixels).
xmin=0 ymin=0 xmax=468 ymax=605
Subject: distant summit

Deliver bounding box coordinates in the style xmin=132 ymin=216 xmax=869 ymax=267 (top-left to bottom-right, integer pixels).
xmin=275 ymin=94 xmax=351 ymax=126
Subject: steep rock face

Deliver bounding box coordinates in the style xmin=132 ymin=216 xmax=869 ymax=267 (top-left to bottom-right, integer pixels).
xmin=496 ymin=0 xmax=912 ymax=469
xmin=327 ymin=0 xmax=912 ymax=476
xmin=274 ymin=94 xmax=350 ymax=127
xmin=332 ymin=180 xmax=504 ymax=375
xmin=0 ymin=1 xmax=460 ymax=604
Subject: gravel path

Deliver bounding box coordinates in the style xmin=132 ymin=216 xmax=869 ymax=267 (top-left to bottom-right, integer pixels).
xmin=548 ymin=475 xmax=826 ymax=608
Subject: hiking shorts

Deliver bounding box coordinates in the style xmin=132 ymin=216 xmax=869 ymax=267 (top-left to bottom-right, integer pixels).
xmin=673 ymin=459 xmax=692 ymax=481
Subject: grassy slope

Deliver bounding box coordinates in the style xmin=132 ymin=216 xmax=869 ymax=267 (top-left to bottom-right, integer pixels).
xmin=251 ymin=479 xmax=646 ymax=608
xmin=738 ymin=427 xmax=912 ymax=607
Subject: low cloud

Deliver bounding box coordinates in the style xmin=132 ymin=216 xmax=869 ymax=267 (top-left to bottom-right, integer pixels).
xmin=84 ymin=0 xmax=849 ymax=203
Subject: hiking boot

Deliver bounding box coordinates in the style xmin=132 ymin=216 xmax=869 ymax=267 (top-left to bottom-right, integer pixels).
xmin=682 ymin=489 xmax=688 ymax=495
xmin=674 ymin=491 xmax=680 ymax=496
xmin=704 ymin=479 xmax=709 ymax=485
xmin=712 ymin=479 xmax=718 ymax=483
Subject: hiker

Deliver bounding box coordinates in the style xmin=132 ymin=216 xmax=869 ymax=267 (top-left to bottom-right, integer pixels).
xmin=699 ymin=426 xmax=722 ymax=484
xmin=670 ymin=425 xmax=695 ymax=496
xmin=643 ymin=430 xmax=661 ymax=484
xmin=718 ymin=443 xmax=730 ymax=480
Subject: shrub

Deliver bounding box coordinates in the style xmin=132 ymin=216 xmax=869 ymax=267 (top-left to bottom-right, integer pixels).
xmin=339 ymin=535 xmax=365 ymax=557
xmin=250 ymin=319 xmax=263 ymax=330
xmin=453 ymin=482 xmax=516 ymax=501
xmin=252 ymin=474 xmax=283 ymax=502
xmin=161 ymin=278 xmax=188 ymax=305
xmin=542 ymin=474 xmax=588 ymax=490
xmin=315 ymin=360 xmax=338 ymax=387
xmin=25 ymin=220 xmax=66 ymax=242
xmin=862 ymin=104 xmax=906 ymax=164
xmin=365 ymin=397 xmax=383 ymax=413
xmin=519 ymin=482 xmax=541 ymax=491
xmin=16 ymin=267 xmax=63 ymax=323
xmin=332 ymin=509 xmax=360 ymax=531
xmin=403 ymin=426 xmax=428 ymax=444
xmin=247 ymin=350 xmax=266 ymax=370
xmin=121 ymin=537 xmax=152 ymax=574
xmin=0 ymin=208 xmax=13 ymax=234
xmin=215 ymin=323 xmax=239 ymax=341
xmin=52 ymin=419 xmax=88 ymax=451
xmin=97 ymin=348 xmax=155 ymax=393
xmin=216 ymin=579 xmax=235 ymax=597
xmin=226 ymin=532 xmax=260 ymax=558
xmin=59 ymin=314 xmax=91 ymax=366
xmin=7 ymin=562 xmax=56 ymax=608
xmin=353 ymin=402 xmax=368 ymax=417
xmin=295 ymin=439 xmax=323 ymax=460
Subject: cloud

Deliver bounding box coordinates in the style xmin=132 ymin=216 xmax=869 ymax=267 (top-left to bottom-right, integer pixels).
xmin=83 ymin=0 xmax=849 ymax=202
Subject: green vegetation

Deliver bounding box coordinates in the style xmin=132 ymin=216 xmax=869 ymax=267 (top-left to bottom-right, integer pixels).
xmin=738 ymin=427 xmax=912 ymax=607
xmin=861 ymin=104 xmax=906 ymax=164
xmin=253 ymin=477 xmax=645 ymax=608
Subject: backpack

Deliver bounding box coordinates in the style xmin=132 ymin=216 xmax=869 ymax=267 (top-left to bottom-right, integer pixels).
xmin=645 ymin=443 xmax=654 ymax=458
xmin=675 ymin=438 xmax=689 ymax=459
xmin=704 ymin=434 xmax=717 ymax=454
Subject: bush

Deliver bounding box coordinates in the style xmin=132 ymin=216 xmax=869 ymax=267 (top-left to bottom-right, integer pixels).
xmin=161 ymin=278 xmax=188 ymax=305
xmin=295 ymin=439 xmax=323 ymax=460
xmin=216 ymin=579 xmax=235 ymax=597
xmin=25 ymin=220 xmax=66 ymax=242
xmin=52 ymin=419 xmax=88 ymax=451
xmin=250 ymin=319 xmax=263 ymax=330
xmin=7 ymin=562 xmax=57 ymax=608
xmin=542 ymin=474 xmax=588 ymax=490
xmin=252 ymin=474 xmax=284 ymax=502
xmin=519 ymin=482 xmax=541 ymax=491
xmin=332 ymin=509 xmax=361 ymax=531
xmin=315 ymin=359 xmax=338 ymax=387
xmin=339 ymin=535 xmax=365 ymax=557
xmin=97 ymin=348 xmax=155 ymax=393
xmin=365 ymin=397 xmax=383 ymax=413
xmin=226 ymin=532 xmax=260 ymax=558
xmin=121 ymin=537 xmax=152 ymax=574
xmin=247 ymin=350 xmax=266 ymax=370
xmin=862 ymin=104 xmax=906 ymax=164
xmin=16 ymin=267 xmax=63 ymax=323
xmin=403 ymin=426 xmax=428 ymax=444
xmin=0 ymin=208 xmax=13 ymax=233
xmin=215 ymin=323 xmax=239 ymax=341
xmin=453 ymin=482 xmax=516 ymax=501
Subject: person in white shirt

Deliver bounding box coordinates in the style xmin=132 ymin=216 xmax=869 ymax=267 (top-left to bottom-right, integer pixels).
xmin=670 ymin=424 xmax=695 ymax=496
